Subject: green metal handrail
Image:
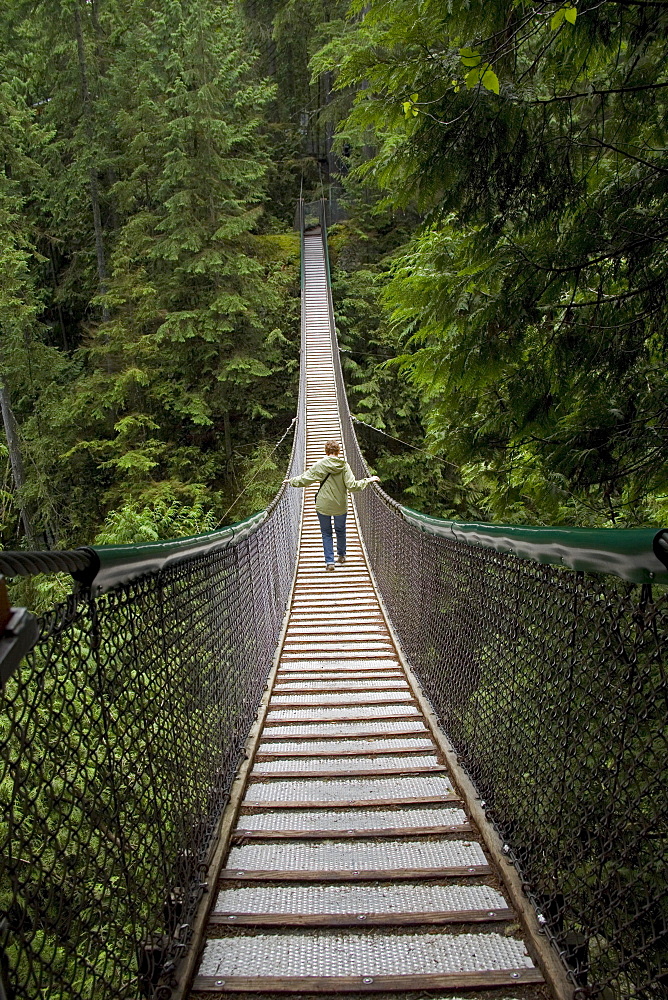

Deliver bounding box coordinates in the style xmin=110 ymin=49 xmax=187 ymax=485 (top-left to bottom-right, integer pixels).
xmin=398 ymin=507 xmax=668 ymax=585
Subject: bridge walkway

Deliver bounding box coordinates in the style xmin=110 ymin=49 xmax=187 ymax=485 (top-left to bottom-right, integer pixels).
xmin=190 ymin=230 xmax=547 ymax=995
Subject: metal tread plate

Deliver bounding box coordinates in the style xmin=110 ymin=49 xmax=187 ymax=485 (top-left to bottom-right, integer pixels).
xmin=235 ymin=806 xmax=468 ymax=834
xmin=261 ymin=721 xmax=429 ymax=739
xmin=266 ymin=705 xmax=420 ymax=722
xmin=274 ymin=680 xmax=407 ymax=691
xmin=277 ymin=667 xmax=399 ymax=677
xmin=280 ymin=652 xmax=397 ymax=662
xmin=274 ymin=678 xmax=404 ymax=687
xmin=226 ymin=840 xmax=487 ymax=874
xmin=258 ymin=738 xmax=435 ymax=756
xmin=213 ymin=882 xmax=509 ymax=917
xmin=270 ymin=691 xmax=412 ymax=706
xmin=281 ymin=644 xmax=393 ymax=654
xmin=252 ymin=755 xmax=441 ymax=776
xmin=278 ymin=660 xmax=398 ymax=669
xmin=196 ymin=930 xmax=538 ymax=979
xmin=243 ymin=775 xmax=454 ymax=806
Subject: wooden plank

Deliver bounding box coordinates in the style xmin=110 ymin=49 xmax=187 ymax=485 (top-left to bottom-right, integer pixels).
xmin=209 ymin=906 xmax=510 ymax=927
xmin=249 ymin=765 xmax=448 ymax=781
xmin=294 ymin=578 xmax=373 ymax=584
xmin=280 ymin=652 xmax=396 ymax=659
xmin=218 ymin=864 xmax=492 ymax=882
xmin=240 ymin=794 xmax=463 ymax=810
xmin=290 ymin=594 xmax=379 ymax=600
xmin=193 ymin=969 xmax=544 ymax=992
xmin=293 ymin=581 xmax=375 ymax=586
xmin=232 ymin=823 xmax=473 ymax=841
xmin=278 ymin=639 xmax=392 ymax=648
xmin=282 ymin=633 xmax=392 ymax=640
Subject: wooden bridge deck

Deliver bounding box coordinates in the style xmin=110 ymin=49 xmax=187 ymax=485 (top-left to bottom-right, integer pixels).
xmin=190 ymin=231 xmax=548 ymax=996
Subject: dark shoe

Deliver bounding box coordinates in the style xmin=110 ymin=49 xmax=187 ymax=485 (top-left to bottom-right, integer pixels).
xmin=337 ymin=555 xmax=346 ymax=564
xmin=326 ymin=563 xmax=336 ymax=571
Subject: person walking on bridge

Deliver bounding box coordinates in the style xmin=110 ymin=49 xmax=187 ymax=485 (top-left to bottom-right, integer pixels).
xmin=286 ymin=440 xmax=379 ymax=570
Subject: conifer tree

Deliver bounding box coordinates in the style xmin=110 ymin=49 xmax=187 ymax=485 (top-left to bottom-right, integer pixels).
xmin=42 ymin=0 xmax=294 ymax=520
xmin=0 ymin=0 xmax=300 ymax=547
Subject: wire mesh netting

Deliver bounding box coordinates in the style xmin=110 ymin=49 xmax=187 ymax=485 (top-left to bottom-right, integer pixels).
xmin=0 ymin=328 xmax=305 ymax=999
xmin=322 ymin=214 xmax=668 ymax=996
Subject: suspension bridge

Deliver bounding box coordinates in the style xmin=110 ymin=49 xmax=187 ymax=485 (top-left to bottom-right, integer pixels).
xmin=0 ymin=200 xmax=666 ymax=1000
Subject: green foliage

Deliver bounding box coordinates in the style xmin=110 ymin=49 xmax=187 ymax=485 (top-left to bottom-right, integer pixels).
xmin=315 ymin=0 xmax=668 ymax=527
xmin=329 ymin=222 xmax=466 ymax=518
xmin=94 ymin=496 xmax=217 ymax=545
xmin=0 ymin=0 xmax=300 ymax=552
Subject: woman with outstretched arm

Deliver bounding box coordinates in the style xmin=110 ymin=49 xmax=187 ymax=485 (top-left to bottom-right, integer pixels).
xmin=285 ymin=440 xmax=379 ymax=570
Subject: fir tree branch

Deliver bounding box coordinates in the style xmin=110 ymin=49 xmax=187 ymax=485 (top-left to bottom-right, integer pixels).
xmin=532 ymin=80 xmax=668 ymax=102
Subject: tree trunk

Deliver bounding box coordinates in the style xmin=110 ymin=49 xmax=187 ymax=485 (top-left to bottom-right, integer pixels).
xmin=74 ymin=1 xmax=110 ymax=323
xmin=0 ymin=381 xmax=36 ymax=546
xmin=223 ymin=410 xmax=234 ymax=481
xmin=48 ymin=243 xmax=69 ymax=351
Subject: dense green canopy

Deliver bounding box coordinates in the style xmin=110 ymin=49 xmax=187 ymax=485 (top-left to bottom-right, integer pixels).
xmin=0 ymin=0 xmax=300 ymax=566
xmin=315 ymin=0 xmax=668 ymax=526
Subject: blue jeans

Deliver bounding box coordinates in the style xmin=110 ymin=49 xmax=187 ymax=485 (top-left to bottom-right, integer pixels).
xmin=317 ymin=512 xmax=347 ymax=565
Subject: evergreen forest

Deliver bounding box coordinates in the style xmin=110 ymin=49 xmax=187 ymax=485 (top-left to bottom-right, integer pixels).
xmin=1 ymin=0 xmax=667 ymax=586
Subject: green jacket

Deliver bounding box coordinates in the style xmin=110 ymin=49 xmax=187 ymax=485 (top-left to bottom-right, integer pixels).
xmin=289 ymin=455 xmax=376 ymax=515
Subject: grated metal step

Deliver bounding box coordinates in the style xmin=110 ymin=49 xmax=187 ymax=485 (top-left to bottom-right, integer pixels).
xmin=274 ymin=677 xmax=405 ymax=689
xmin=251 ymin=755 xmax=442 ymax=777
xmin=223 ymin=839 xmax=488 ymax=877
xmin=266 ymin=705 xmax=421 ymax=722
xmin=258 ymin=737 xmax=435 ymax=756
xmin=235 ymin=805 xmax=469 ymax=835
xmin=270 ymin=691 xmax=413 ymax=706
xmin=242 ymin=774 xmax=456 ymax=807
xmin=195 ymin=930 xmax=541 ymax=990
xmin=262 ymin=720 xmax=430 ymax=739
xmin=213 ymin=882 xmax=510 ymax=918
xmin=277 ymin=659 xmax=399 ymax=671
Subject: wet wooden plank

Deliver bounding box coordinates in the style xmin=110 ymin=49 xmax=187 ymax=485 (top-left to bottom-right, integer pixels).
xmin=232 ymin=823 xmax=473 ymax=841
xmin=192 ymin=968 xmax=544 ymax=992
xmin=240 ymin=794 xmax=463 ymax=810
xmin=249 ymin=765 xmax=448 ymax=781
xmin=218 ymin=864 xmax=492 ymax=882
xmin=209 ymin=906 xmax=512 ymax=927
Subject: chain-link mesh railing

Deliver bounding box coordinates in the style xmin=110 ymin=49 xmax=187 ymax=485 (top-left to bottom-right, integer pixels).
xmin=315 ymin=201 xmax=668 ymax=998
xmin=0 ymin=284 xmax=305 ymax=999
